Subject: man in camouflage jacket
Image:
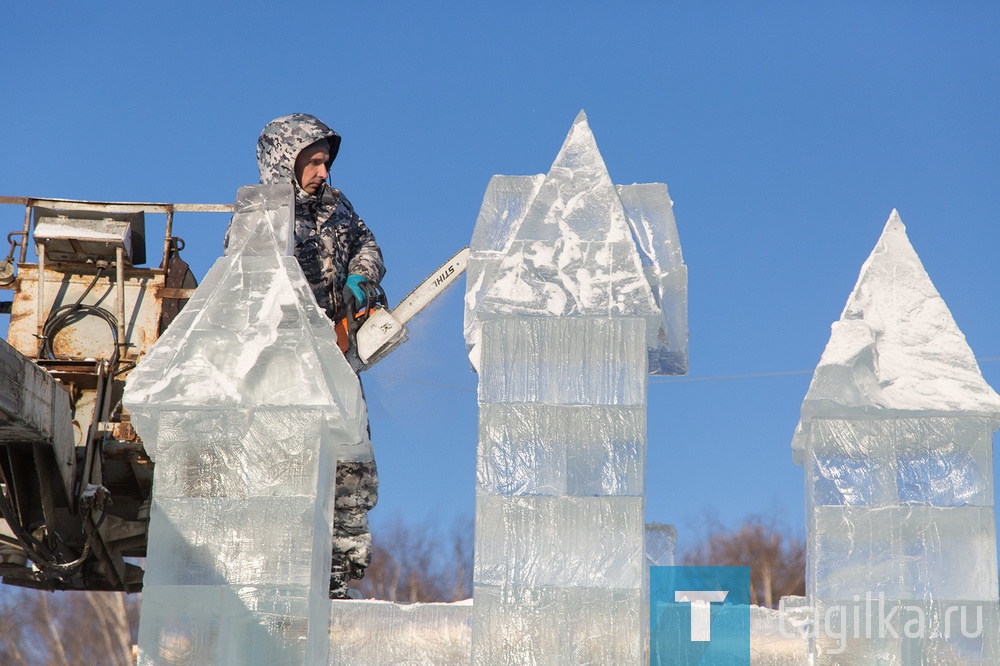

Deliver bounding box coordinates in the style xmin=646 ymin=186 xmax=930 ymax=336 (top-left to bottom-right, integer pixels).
xmin=257 ymin=113 xmax=384 ymax=598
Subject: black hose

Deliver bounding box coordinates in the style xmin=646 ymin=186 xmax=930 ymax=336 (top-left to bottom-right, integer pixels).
xmin=42 ymin=304 xmax=119 ymax=362
xmin=0 ymin=487 xmax=91 ymax=576
xmin=40 ymin=264 xmax=120 ymax=367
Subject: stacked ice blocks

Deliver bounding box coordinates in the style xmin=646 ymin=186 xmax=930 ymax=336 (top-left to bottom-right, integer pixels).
xmin=750 ymin=599 xmax=810 ymax=665
xmin=465 ymin=111 xmax=687 ymax=663
xmin=328 ymin=599 xmax=472 ymax=665
xmin=323 ymin=526 xmax=675 ymax=666
xmin=793 ymin=212 xmax=1000 ymax=664
xmin=125 ymin=185 xmax=371 ymax=665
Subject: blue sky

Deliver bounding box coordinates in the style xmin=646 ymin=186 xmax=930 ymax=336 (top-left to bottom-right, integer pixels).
xmin=2 ymin=3 xmax=999 ymax=553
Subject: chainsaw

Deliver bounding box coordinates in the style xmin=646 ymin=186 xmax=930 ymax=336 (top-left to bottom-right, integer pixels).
xmin=335 ymin=246 xmax=469 ymax=372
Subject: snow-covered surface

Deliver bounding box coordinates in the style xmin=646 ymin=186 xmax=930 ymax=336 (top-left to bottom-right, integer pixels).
xmin=326 ymin=596 xmax=818 ymax=665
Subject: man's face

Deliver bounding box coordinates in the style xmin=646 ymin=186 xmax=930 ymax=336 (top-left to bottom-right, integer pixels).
xmin=294 ymin=140 xmax=331 ymax=195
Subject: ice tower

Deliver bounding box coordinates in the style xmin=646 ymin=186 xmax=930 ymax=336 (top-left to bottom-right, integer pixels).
xmin=465 ymin=111 xmax=687 ymax=663
xmin=124 ymin=185 xmax=371 ymax=665
xmin=793 ymin=211 xmax=1000 ymax=663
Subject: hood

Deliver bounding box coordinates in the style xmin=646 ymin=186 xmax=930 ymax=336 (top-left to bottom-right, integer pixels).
xmin=257 ymin=113 xmax=342 ymax=188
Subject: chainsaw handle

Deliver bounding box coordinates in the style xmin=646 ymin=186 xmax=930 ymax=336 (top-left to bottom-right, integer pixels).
xmin=336 ymin=279 xmax=389 ymax=357
xmin=341 ymin=279 xmax=387 ymax=320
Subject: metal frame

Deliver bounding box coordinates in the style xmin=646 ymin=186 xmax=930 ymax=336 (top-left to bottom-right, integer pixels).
xmin=0 ymin=196 xmax=233 ymax=268
xmin=0 ymin=195 xmax=233 ymax=592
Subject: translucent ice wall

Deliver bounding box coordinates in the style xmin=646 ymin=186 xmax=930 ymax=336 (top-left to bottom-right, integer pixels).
xmin=321 ymin=528 xmax=679 ymax=666
xmin=465 ymin=111 xmax=686 ymax=664
xmin=793 ymin=211 xmax=1000 ymax=663
xmin=328 ymin=600 xmax=472 ymax=665
xmin=750 ymin=598 xmax=810 ymax=665
xmin=124 ymin=185 xmax=371 ymax=665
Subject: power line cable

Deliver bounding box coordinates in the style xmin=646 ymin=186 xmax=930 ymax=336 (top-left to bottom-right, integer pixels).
xmin=650 ymin=370 xmax=812 ymax=384
xmin=651 ymin=356 xmax=1000 ymax=385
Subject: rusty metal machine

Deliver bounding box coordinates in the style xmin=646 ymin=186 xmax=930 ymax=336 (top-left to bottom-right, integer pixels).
xmin=0 ymin=196 xmax=231 ymax=592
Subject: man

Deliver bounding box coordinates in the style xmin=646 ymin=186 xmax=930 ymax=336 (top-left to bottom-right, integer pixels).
xmin=256 ymin=113 xmax=384 ymax=598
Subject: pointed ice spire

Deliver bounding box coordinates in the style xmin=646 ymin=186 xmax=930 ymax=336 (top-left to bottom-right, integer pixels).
xmin=511 ymin=110 xmax=632 ymax=244
xmin=478 ymin=111 xmax=658 ymax=318
xmin=125 ymin=185 xmax=371 ymax=460
xmin=125 ymin=185 xmax=371 ymax=664
xmin=800 ymin=210 xmax=1000 ymax=419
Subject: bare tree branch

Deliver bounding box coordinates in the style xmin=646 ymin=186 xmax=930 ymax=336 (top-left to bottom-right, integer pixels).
xmin=37 ymin=593 xmax=71 ymax=666
xmin=681 ymin=514 xmax=805 ymax=608
xmin=353 ymin=514 xmax=473 ymax=602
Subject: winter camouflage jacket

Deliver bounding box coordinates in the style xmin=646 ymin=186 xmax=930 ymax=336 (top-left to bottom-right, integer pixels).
xmin=256 ymin=113 xmax=385 ymax=321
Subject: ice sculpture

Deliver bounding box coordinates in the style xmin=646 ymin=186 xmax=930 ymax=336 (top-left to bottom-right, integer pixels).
xmin=645 ymin=523 xmax=677 ymax=567
xmin=328 ymin=599 xmax=473 ymax=664
xmin=750 ymin=598 xmax=810 ymax=665
xmin=793 ymin=211 xmax=1000 ymax=663
xmin=465 ymin=111 xmax=687 ymax=663
xmin=322 ymin=524 xmax=679 ymax=666
xmin=124 ymin=185 xmax=371 ymax=665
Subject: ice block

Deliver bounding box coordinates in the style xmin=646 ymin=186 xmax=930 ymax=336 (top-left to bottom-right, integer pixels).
xmin=466 ymin=112 xmax=686 ymax=664
xmin=126 ymin=185 xmax=371 ymax=664
xmin=794 ymin=211 xmax=1000 ymax=664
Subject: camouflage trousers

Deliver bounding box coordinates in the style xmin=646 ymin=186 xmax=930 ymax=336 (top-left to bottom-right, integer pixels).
xmin=330 ymin=459 xmax=378 ymax=599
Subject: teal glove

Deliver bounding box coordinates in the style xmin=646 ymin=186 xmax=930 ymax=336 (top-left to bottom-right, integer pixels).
xmin=345 ymin=274 xmax=369 ymax=307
